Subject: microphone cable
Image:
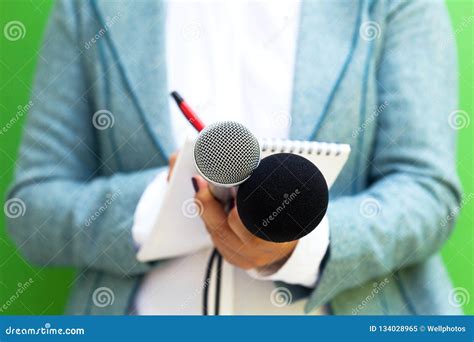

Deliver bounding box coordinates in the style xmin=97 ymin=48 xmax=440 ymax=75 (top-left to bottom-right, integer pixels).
xmin=203 ymin=248 xmax=222 ymax=315
xmin=203 ymin=198 xmax=234 ymax=316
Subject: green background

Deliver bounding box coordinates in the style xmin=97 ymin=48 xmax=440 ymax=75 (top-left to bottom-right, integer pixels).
xmin=0 ymin=0 xmax=473 ymax=315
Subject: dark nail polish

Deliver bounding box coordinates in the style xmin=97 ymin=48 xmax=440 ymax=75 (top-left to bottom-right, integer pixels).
xmin=191 ymin=177 xmax=199 ymax=193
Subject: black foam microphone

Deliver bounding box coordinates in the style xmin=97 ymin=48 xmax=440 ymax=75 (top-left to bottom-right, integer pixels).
xmin=236 ymin=153 xmax=329 ymax=243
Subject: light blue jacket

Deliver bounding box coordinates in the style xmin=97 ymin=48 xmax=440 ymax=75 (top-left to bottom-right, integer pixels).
xmin=7 ymin=0 xmax=462 ymax=315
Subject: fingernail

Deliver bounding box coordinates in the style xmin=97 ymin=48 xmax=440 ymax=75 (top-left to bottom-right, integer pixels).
xmin=191 ymin=177 xmax=199 ymax=193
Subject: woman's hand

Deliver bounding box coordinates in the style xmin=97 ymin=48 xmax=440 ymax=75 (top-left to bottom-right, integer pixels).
xmin=192 ymin=175 xmax=298 ymax=271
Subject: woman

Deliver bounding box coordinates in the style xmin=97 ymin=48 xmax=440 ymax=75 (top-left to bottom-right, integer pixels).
xmin=7 ymin=0 xmax=461 ymax=315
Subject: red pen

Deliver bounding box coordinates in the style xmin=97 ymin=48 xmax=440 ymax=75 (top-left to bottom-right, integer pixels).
xmin=170 ymin=91 xmax=206 ymax=132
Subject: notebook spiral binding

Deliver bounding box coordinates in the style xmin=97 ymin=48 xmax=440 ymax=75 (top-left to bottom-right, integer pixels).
xmin=260 ymin=138 xmax=343 ymax=157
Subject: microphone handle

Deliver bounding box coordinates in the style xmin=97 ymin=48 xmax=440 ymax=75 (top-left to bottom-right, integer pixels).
xmin=208 ymin=183 xmax=235 ymax=204
xmin=206 ymin=178 xmax=262 ymax=315
xmin=204 ymin=183 xmax=233 ymax=316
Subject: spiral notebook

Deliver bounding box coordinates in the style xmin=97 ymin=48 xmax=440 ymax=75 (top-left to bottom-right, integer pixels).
xmin=137 ymin=135 xmax=351 ymax=262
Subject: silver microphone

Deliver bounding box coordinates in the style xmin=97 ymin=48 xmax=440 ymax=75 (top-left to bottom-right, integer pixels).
xmin=193 ymin=121 xmax=261 ymax=202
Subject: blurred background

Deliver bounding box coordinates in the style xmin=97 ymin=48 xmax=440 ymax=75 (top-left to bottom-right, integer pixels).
xmin=0 ymin=0 xmax=473 ymax=315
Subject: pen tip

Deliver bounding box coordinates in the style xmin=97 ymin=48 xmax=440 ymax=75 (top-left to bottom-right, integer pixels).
xmin=170 ymin=91 xmax=183 ymax=104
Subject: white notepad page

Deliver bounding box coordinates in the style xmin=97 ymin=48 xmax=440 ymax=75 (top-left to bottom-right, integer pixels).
xmin=137 ymin=135 xmax=350 ymax=262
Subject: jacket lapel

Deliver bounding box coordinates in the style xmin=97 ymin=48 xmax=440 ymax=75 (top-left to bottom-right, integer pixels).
xmin=91 ymin=0 xmax=175 ymax=158
xmin=290 ymin=0 xmax=363 ymax=141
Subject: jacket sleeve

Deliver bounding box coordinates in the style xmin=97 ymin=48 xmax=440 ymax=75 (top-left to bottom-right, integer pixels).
xmin=307 ymin=0 xmax=462 ymax=309
xmin=5 ymin=0 xmax=164 ymax=276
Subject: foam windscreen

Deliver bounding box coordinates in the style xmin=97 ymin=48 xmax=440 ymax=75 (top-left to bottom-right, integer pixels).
xmin=236 ymin=153 xmax=328 ymax=243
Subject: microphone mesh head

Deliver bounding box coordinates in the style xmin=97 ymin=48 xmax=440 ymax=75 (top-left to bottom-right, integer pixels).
xmin=194 ymin=121 xmax=260 ymax=186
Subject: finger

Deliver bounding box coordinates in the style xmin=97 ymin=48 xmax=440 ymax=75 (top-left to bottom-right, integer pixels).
xmin=205 ymin=217 xmax=245 ymax=253
xmin=192 ymin=176 xmax=254 ymax=253
xmin=212 ymin=231 xmax=288 ymax=270
xmin=193 ymin=176 xmax=228 ymax=229
xmin=211 ymin=223 xmax=245 ymax=253
xmin=227 ymin=206 xmax=268 ymax=247
xmin=210 ymin=234 xmax=254 ymax=270
xmin=192 ymin=176 xmax=265 ymax=261
xmin=228 ymin=207 xmax=297 ymax=262
xmin=193 ymin=176 xmax=240 ymax=247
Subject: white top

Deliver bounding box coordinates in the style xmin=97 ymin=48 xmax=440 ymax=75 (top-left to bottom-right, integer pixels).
xmin=132 ymin=0 xmax=330 ymax=315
